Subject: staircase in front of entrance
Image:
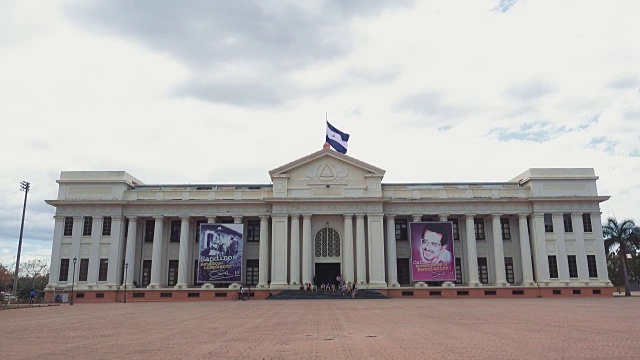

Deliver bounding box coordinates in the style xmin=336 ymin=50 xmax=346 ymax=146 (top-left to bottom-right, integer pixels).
xmin=266 ymin=289 xmax=389 ymax=300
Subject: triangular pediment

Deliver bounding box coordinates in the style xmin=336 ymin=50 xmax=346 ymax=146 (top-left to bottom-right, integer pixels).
xmin=269 ymin=149 xmax=385 ymax=177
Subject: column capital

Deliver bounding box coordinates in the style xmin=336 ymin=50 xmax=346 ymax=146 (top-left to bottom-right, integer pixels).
xmin=73 ymin=216 xmax=84 ymax=220
xmin=438 ymin=213 xmax=449 ymax=219
xmin=153 ymin=215 xmax=164 ymax=221
xmin=93 ymin=216 xmax=104 ymax=220
xmin=127 ymin=215 xmax=138 ymax=221
xmin=552 ymin=213 xmax=564 ymax=219
xmin=385 ymin=214 xmax=395 ymax=220
xmin=302 ymin=214 xmax=313 ymax=219
xmin=465 ymin=214 xmax=476 ymax=218
xmin=518 ymin=214 xmax=528 ymax=220
xmin=343 ymin=214 xmax=354 ymax=219
xmin=289 ymin=214 xmax=300 ymax=218
xmin=111 ymin=216 xmax=123 ymax=221
xmin=533 ymin=213 xmax=544 ymax=218
xmin=491 ymin=214 xmax=502 ymax=219
xmin=259 ymin=215 xmax=270 ymax=221
xmin=355 ymin=214 xmax=365 ymax=220
xmin=233 ymin=216 xmax=243 ymax=223
xmin=180 ymin=215 xmax=190 ymax=221
xmin=54 ymin=215 xmax=65 ymax=221
xmin=206 ymin=216 xmax=216 ymax=223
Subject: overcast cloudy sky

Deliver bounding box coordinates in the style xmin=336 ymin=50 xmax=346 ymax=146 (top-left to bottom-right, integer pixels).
xmin=1 ymin=0 xmax=638 ymax=267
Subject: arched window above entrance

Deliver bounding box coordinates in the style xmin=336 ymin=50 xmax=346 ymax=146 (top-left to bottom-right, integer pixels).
xmin=314 ymin=227 xmax=340 ymax=258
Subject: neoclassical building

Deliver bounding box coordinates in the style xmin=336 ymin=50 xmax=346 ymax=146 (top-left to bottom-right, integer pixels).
xmin=45 ymin=148 xmax=612 ymax=301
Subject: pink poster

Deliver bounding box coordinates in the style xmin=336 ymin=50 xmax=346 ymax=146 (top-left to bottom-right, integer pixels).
xmin=410 ymin=222 xmax=456 ymax=282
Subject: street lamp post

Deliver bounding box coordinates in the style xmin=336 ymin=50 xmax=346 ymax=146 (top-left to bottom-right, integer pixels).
xmin=123 ymin=263 xmax=128 ymax=303
xmin=70 ymin=257 xmax=77 ymax=305
xmin=12 ymin=181 xmax=30 ymax=298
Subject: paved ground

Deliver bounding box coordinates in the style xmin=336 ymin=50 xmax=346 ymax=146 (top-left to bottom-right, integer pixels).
xmin=1 ymin=297 xmax=639 ymax=359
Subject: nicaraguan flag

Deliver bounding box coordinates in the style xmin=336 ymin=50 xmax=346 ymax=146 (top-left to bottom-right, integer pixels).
xmin=326 ymin=121 xmax=350 ymax=154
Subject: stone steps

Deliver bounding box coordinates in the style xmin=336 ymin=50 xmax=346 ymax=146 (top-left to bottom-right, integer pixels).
xmin=266 ymin=289 xmax=389 ymax=300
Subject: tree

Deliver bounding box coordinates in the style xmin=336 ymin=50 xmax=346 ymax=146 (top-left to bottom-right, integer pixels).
xmin=20 ymin=259 xmax=49 ymax=290
xmin=603 ymin=218 xmax=640 ymax=296
xmin=0 ymin=263 xmax=14 ymax=293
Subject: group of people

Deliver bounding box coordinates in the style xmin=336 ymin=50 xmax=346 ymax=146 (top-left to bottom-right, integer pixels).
xmin=300 ymin=274 xmax=359 ymax=298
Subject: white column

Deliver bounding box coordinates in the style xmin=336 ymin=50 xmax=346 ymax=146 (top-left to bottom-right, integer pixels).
xmin=302 ymin=214 xmax=313 ymax=285
xmin=290 ymin=214 xmax=301 ymax=286
xmin=571 ymin=213 xmax=589 ymax=283
xmin=439 ymin=214 xmax=448 ymax=222
xmin=385 ymin=215 xmax=399 ymax=287
xmin=46 ymin=216 xmax=65 ymax=290
xmin=518 ymin=215 xmax=535 ymax=286
xmin=257 ymin=215 xmax=270 ymax=288
xmin=176 ymin=216 xmax=190 ymax=288
xmin=207 ymin=216 xmax=216 ymax=224
xmin=355 ymin=214 xmax=367 ymax=284
xmin=123 ymin=217 xmax=137 ymax=287
xmin=148 ymin=216 xmax=164 ymax=288
xmin=591 ymin=213 xmax=610 ymax=284
xmin=87 ymin=216 xmax=102 ymax=288
xmin=412 ymin=215 xmax=422 ymax=223
xmin=270 ymin=215 xmax=289 ymax=288
xmin=531 ymin=214 xmax=550 ymax=284
xmin=68 ymin=216 xmax=83 ymax=284
xmin=552 ymin=214 xmax=570 ymax=283
xmin=368 ymin=214 xmax=386 ymax=287
xmin=492 ymin=214 xmax=508 ymax=286
xmin=343 ymin=214 xmax=355 ymax=284
xmin=106 ymin=216 xmax=124 ymax=288
xmin=465 ymin=215 xmax=480 ymax=286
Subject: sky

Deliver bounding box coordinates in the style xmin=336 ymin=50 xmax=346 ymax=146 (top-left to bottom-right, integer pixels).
xmin=1 ymin=0 xmax=638 ymax=267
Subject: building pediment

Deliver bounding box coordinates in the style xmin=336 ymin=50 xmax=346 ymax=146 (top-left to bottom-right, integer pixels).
xmin=268 ymin=149 xmax=385 ymax=199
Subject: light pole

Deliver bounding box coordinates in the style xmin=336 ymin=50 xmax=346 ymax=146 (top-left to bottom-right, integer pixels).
xmin=12 ymin=181 xmax=30 ymax=298
xmin=70 ymin=257 xmax=77 ymax=305
xmin=123 ymin=263 xmax=128 ymax=303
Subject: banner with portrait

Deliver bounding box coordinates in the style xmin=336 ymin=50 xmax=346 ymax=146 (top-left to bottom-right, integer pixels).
xmin=410 ymin=222 xmax=455 ymax=282
xmin=197 ymin=223 xmax=243 ymax=283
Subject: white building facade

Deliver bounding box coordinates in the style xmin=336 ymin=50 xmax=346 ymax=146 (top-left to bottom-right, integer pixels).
xmin=44 ymin=149 xmax=612 ymax=300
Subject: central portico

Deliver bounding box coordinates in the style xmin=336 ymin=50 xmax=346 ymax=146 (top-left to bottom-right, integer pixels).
xmin=265 ymin=147 xmax=388 ymax=289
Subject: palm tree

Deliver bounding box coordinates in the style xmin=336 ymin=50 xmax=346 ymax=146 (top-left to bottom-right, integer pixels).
xmin=603 ymin=218 xmax=640 ymax=296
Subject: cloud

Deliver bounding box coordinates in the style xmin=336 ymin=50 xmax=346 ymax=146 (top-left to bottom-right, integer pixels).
xmin=489 ymin=117 xmax=596 ymax=143
xmin=608 ymin=75 xmax=639 ymax=90
xmin=506 ymin=79 xmax=555 ymax=101
xmin=395 ymin=90 xmax=471 ymax=129
xmin=586 ymin=136 xmax=619 ymax=155
xmin=493 ymin=0 xmax=521 ymax=13
xmin=66 ymin=0 xmax=413 ymax=107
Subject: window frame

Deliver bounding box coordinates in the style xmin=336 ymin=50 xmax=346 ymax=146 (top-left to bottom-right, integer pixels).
xmin=582 ymin=213 xmax=593 ymax=232
xmin=500 ymin=217 xmax=511 ymax=240
xmin=59 ymin=259 xmax=70 ymax=282
xmin=587 ymin=255 xmax=598 ymax=278
xmin=247 ymin=220 xmax=260 ymax=242
xmin=78 ymin=258 xmax=89 ymax=282
xmin=144 ymin=220 xmax=155 ymax=243
xmin=102 ymin=216 xmax=112 ymax=236
xmin=477 ymin=257 xmax=489 ymax=284
xmin=568 ymin=255 xmax=578 ymax=278
xmin=83 ymin=216 xmax=93 ymax=237
xmin=246 ymin=259 xmax=259 ymax=286
xmin=544 ymin=214 xmax=554 ymax=233
xmin=563 ymin=214 xmax=573 ymax=233
xmin=167 ymin=260 xmax=179 ymax=286
xmin=474 ymin=218 xmax=486 ymax=241
xmin=63 ymin=217 xmax=74 ymax=237
xmin=98 ymin=259 xmax=108 ymax=282
xmin=504 ymin=257 xmax=515 ymax=284
xmin=449 ymin=218 xmax=460 ymax=241
xmin=548 ymin=255 xmax=559 ymax=278
xmin=170 ymin=220 xmax=181 ymax=243
xmin=395 ymin=219 xmax=408 ymax=241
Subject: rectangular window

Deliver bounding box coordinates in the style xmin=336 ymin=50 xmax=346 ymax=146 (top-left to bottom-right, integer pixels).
xmin=544 ymin=214 xmax=554 ymax=233
xmin=568 ymin=255 xmax=578 ymax=278
xmin=582 ymin=214 xmax=593 ymax=232
xmin=449 ymin=218 xmax=460 ymax=241
xmin=395 ymin=219 xmax=408 ymax=241
xmin=397 ymin=258 xmax=410 ymax=285
xmin=563 ymin=214 xmax=573 ymax=233
xmin=247 ymin=220 xmax=260 ymax=242
xmin=501 ymin=218 xmax=511 ymax=240
xmin=474 ymin=218 xmax=485 ymax=240
xmin=144 ymin=220 xmax=154 ymax=243
xmin=246 ymin=259 xmax=259 ymax=286
xmin=194 ymin=220 xmax=206 ymax=242
xmin=102 ymin=217 xmax=112 ymax=236
xmin=455 ymin=258 xmax=463 ymax=285
xmin=167 ymin=260 xmax=179 ymax=286
xmin=170 ymin=220 xmax=181 ymax=242
xmin=478 ymin=257 xmax=489 ymax=284
xmin=587 ymin=255 xmax=598 ymax=278
xmin=505 ymin=257 xmax=515 ymax=284
xmin=59 ymin=259 xmax=70 ymax=281
xmin=63 ymin=217 xmax=74 ymax=236
xmin=79 ymin=259 xmax=89 ymax=281
xmin=141 ymin=260 xmax=152 ymax=287
xmin=98 ymin=259 xmax=108 ymax=281
xmin=548 ymin=255 xmax=559 ymax=278
xmin=83 ymin=216 xmax=93 ymax=236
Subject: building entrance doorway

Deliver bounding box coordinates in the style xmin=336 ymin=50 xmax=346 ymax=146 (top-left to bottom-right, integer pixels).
xmin=314 ymin=263 xmax=341 ymax=286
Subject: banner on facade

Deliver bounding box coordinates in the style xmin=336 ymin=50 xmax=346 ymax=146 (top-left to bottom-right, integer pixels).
xmin=197 ymin=223 xmax=244 ymax=283
xmin=410 ymin=222 xmax=455 ymax=282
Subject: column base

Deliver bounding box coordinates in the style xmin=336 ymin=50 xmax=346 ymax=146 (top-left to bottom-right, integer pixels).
xmin=493 ymin=281 xmax=510 ymax=287
xmin=269 ymin=282 xmax=290 ymax=290
xmin=414 ymin=282 xmax=428 ymax=288
xmin=535 ymin=281 xmax=552 ymax=287
xmin=174 ymin=283 xmax=188 ymax=289
xmin=201 ymin=283 xmax=215 ymax=289
xmin=147 ymin=284 xmax=161 ymax=289
xmin=45 ymin=284 xmax=56 ymax=291
xmin=367 ymin=281 xmax=388 ymax=289
xmin=442 ymin=282 xmax=456 ymax=288
xmin=387 ymin=282 xmax=401 ymax=288
xmin=520 ymin=281 xmax=537 ymax=287
xmin=466 ymin=281 xmax=482 ymax=287
xmin=256 ymin=283 xmax=269 ymax=289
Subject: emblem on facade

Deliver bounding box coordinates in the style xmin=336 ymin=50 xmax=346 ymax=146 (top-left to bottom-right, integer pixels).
xmin=301 ymin=163 xmax=354 ymax=184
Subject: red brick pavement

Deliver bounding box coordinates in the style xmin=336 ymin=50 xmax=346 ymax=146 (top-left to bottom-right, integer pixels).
xmin=1 ymin=298 xmax=639 ymax=359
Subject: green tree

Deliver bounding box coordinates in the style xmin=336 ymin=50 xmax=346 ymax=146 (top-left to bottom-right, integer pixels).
xmin=603 ymin=218 xmax=640 ymax=296
xmin=0 ymin=263 xmax=14 ymax=293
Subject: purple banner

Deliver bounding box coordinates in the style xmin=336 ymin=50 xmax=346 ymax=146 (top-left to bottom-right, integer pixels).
xmin=410 ymin=222 xmax=455 ymax=282
xmin=198 ymin=223 xmax=243 ymax=283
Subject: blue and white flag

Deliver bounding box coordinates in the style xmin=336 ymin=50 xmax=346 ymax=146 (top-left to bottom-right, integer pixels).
xmin=326 ymin=121 xmax=350 ymax=154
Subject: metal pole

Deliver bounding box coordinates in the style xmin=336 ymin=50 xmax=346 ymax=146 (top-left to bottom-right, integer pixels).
xmin=123 ymin=263 xmax=128 ymax=303
xmin=12 ymin=181 xmax=30 ymax=297
xmin=70 ymin=257 xmax=76 ymax=305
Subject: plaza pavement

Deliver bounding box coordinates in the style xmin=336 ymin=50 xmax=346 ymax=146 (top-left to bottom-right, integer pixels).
xmin=1 ymin=297 xmax=639 ymax=359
